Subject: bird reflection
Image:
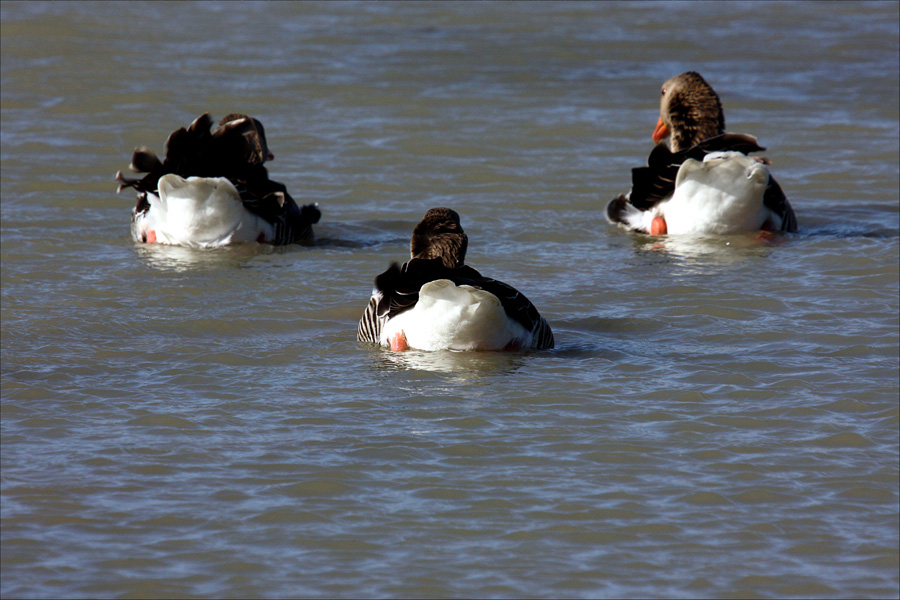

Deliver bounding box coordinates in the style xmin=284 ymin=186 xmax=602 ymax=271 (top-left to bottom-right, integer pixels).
xmin=134 ymin=242 xmax=277 ymax=272
xmin=373 ymin=346 xmax=529 ymax=378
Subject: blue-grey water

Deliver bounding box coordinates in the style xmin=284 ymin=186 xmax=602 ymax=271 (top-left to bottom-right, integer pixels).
xmin=1 ymin=1 xmax=898 ymax=598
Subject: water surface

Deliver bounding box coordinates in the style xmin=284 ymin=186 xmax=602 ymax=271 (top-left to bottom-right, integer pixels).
xmin=2 ymin=2 xmax=898 ymax=598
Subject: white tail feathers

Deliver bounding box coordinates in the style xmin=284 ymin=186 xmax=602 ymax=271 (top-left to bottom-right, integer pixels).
xmin=381 ymin=279 xmax=529 ymax=351
xmin=133 ymin=175 xmax=271 ymax=247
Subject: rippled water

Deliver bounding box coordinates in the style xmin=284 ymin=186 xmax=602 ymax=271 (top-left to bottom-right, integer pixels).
xmin=2 ymin=2 xmax=898 ymax=598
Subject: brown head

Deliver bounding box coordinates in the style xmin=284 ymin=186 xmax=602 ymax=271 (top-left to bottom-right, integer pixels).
xmin=215 ymin=113 xmax=274 ymax=166
xmin=652 ymin=71 xmax=725 ymax=152
xmin=410 ymin=207 xmax=468 ymax=268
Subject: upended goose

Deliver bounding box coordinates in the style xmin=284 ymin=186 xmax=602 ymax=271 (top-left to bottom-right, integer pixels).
xmin=607 ymin=71 xmax=797 ymax=236
xmin=357 ymin=208 xmax=554 ymax=351
xmin=116 ymin=113 xmax=320 ymax=247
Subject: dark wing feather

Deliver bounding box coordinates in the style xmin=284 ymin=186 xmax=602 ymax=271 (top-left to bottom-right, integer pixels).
xmin=628 ymin=144 xmax=681 ymax=210
xmin=238 ymin=186 xmax=320 ymax=245
xmin=691 ymin=133 xmax=765 ymax=156
xmin=357 ymin=293 xmax=383 ymax=343
xmin=472 ymin=275 xmax=555 ymax=349
xmin=763 ymin=176 xmax=798 ymax=233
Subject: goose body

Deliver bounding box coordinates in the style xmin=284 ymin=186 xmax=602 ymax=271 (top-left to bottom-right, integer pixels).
xmin=132 ymin=174 xmax=275 ymax=247
xmin=117 ymin=113 xmax=320 ymax=246
xmin=607 ymin=72 xmax=797 ymax=235
xmin=664 ymin=152 xmax=773 ymax=234
xmin=358 ymin=208 xmax=554 ymax=352
xmin=380 ymin=279 xmax=531 ymax=351
xmin=614 ymin=151 xmax=783 ymax=236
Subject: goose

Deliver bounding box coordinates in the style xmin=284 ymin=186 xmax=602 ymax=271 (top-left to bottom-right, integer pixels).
xmin=606 ymin=71 xmax=797 ymax=235
xmin=357 ymin=208 xmax=554 ymax=351
xmin=116 ymin=113 xmax=320 ymax=247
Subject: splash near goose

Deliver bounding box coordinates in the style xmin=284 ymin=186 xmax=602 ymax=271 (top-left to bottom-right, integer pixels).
xmin=357 ymin=208 xmax=554 ymax=352
xmin=607 ymin=71 xmax=798 ymax=236
xmin=116 ymin=113 xmax=320 ymax=247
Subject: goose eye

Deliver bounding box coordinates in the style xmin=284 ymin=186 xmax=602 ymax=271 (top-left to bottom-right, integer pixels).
xmin=661 ymin=88 xmax=666 ymax=95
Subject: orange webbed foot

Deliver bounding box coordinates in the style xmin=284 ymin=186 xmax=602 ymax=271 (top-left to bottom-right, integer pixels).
xmin=650 ymin=217 xmax=668 ymax=236
xmin=390 ymin=331 xmax=409 ymax=352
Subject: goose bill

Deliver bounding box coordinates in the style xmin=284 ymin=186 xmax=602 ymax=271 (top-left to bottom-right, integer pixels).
xmin=652 ymin=117 xmax=670 ymax=143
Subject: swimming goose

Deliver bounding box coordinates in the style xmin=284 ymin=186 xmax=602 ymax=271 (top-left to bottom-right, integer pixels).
xmin=607 ymin=71 xmax=797 ymax=235
xmin=116 ymin=113 xmax=320 ymax=247
xmin=357 ymin=208 xmax=554 ymax=351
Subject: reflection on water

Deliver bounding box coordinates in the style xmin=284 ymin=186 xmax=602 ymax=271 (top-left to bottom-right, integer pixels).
xmin=373 ymin=346 xmax=530 ymax=377
xmin=633 ymin=231 xmax=779 ymax=263
xmin=135 ymin=232 xmax=397 ymax=272
xmin=134 ymin=241 xmax=292 ymax=272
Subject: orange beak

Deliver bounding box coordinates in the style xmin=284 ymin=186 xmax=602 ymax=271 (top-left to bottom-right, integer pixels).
xmin=652 ymin=117 xmax=670 ymax=144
